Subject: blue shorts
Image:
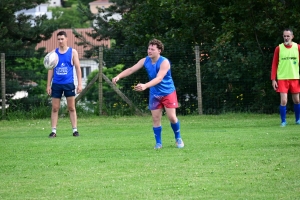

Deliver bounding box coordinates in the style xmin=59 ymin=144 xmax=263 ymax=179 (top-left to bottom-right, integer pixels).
xmin=149 ymin=91 xmax=178 ymax=110
xmin=51 ymin=83 xmax=75 ymax=98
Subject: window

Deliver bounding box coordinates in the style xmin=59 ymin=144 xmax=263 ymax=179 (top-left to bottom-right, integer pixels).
xmin=81 ymin=68 xmax=84 ymax=78
xmin=81 ymin=66 xmax=91 ymax=78
xmin=86 ymin=67 xmax=91 ymax=77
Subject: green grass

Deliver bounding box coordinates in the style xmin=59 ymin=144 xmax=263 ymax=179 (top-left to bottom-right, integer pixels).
xmin=0 ymin=113 xmax=299 ymax=199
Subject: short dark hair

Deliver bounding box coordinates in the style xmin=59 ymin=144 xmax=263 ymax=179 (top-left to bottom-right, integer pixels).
xmin=57 ymin=31 xmax=67 ymax=37
xmin=283 ymin=28 xmax=293 ymax=35
xmin=149 ymin=39 xmax=164 ymax=53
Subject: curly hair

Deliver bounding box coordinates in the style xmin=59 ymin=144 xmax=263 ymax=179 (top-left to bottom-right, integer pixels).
xmin=148 ymin=39 xmax=164 ymax=53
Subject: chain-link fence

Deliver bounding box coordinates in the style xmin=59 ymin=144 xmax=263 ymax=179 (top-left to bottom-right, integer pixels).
xmin=0 ymin=43 xmax=283 ymax=120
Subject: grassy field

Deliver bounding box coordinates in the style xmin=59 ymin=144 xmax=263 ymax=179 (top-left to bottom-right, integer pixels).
xmin=0 ymin=113 xmax=299 ymax=199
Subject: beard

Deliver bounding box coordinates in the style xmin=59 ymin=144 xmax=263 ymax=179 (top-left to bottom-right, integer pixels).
xmin=284 ymin=40 xmax=290 ymax=45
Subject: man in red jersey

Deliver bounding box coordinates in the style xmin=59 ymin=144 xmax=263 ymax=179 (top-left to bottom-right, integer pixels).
xmin=271 ymin=28 xmax=300 ymax=127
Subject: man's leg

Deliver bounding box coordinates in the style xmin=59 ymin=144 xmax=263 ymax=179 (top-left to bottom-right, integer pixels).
xmin=151 ymin=109 xmax=163 ymax=149
xmin=165 ymin=107 xmax=184 ymax=148
xmin=66 ymin=96 xmax=78 ymax=135
xmin=280 ymin=93 xmax=288 ymax=126
xmin=165 ymin=107 xmax=181 ymax=138
xmin=50 ymin=98 xmax=60 ymax=136
xmin=292 ymin=93 xmax=300 ymax=123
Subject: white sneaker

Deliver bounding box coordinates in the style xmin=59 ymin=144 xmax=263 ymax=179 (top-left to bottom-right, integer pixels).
xmin=176 ymin=138 xmax=184 ymax=148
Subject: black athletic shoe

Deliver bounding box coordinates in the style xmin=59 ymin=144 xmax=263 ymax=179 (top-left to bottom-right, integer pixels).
xmin=49 ymin=132 xmax=56 ymax=138
xmin=73 ymin=131 xmax=79 ymax=137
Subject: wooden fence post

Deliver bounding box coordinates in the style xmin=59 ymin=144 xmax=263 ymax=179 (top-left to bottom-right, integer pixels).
xmin=195 ymin=46 xmax=203 ymax=115
xmin=101 ymin=73 xmax=144 ymax=116
xmin=98 ymin=47 xmax=103 ymax=115
xmin=1 ymin=53 xmax=6 ymax=120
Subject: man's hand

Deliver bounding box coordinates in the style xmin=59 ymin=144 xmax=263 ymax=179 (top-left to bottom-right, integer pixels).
xmin=112 ymin=76 xmax=119 ymax=85
xmin=46 ymin=86 xmax=51 ymax=96
xmin=272 ymin=80 xmax=278 ymax=91
xmin=134 ymin=83 xmax=147 ymax=91
xmin=77 ymin=85 xmax=82 ymax=94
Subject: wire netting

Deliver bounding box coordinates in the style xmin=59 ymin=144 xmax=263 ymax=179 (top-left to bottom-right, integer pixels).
xmin=0 ymin=43 xmax=286 ymax=119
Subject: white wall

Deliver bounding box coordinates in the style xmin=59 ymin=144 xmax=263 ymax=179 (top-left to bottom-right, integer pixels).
xmin=14 ymin=0 xmax=62 ymax=20
xmin=74 ymin=59 xmax=99 ymax=88
xmin=15 ymin=4 xmax=52 ymax=20
xmin=49 ymin=0 xmax=62 ymax=7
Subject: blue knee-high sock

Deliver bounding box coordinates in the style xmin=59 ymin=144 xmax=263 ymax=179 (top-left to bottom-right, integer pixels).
xmin=280 ymin=105 xmax=286 ymax=123
xmin=171 ymin=120 xmax=181 ymax=139
xmin=294 ymin=104 xmax=300 ymax=122
xmin=153 ymin=126 xmax=162 ymax=144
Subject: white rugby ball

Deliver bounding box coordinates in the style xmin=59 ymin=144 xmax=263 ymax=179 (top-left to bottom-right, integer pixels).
xmin=44 ymin=51 xmax=59 ymax=70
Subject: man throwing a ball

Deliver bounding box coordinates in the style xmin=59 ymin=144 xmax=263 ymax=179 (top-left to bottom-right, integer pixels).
xmin=112 ymin=39 xmax=184 ymax=149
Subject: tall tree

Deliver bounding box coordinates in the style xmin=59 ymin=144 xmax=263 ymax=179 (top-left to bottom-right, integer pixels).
xmin=0 ymin=0 xmax=57 ymax=53
xmin=202 ymin=0 xmax=300 ymax=113
xmin=78 ymin=0 xmax=96 ymax=6
xmin=76 ymin=0 xmax=300 ymax=51
xmin=49 ymin=4 xmax=91 ymax=28
xmin=0 ymin=0 xmax=58 ymax=114
xmin=74 ymin=0 xmax=300 ymax=113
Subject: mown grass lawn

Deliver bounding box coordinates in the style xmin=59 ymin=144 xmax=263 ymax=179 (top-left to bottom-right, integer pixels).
xmin=0 ymin=113 xmax=299 ymax=199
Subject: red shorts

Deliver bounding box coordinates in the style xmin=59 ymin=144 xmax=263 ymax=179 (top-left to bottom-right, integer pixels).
xmin=277 ymin=80 xmax=300 ymax=93
xmin=149 ymin=91 xmax=178 ymax=110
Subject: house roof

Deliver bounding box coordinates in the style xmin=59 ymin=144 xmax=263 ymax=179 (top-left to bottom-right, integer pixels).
xmin=89 ymin=0 xmax=113 ymax=14
xmin=36 ymin=28 xmax=110 ymax=59
xmin=89 ymin=0 xmax=111 ymax=6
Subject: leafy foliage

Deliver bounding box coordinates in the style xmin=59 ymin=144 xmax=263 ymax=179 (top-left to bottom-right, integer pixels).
xmin=73 ymin=0 xmax=300 ymax=114
xmin=0 ymin=0 xmax=57 ymax=52
xmin=4 ymin=55 xmax=50 ymax=115
xmin=84 ymin=64 xmax=142 ymax=115
xmin=85 ymin=64 xmax=124 ymax=101
xmin=49 ymin=3 xmax=91 ymax=28
xmin=3 ymin=0 xmax=300 ymax=117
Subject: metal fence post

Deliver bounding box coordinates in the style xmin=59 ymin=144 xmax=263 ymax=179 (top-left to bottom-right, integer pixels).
xmin=195 ymin=46 xmax=203 ymax=115
xmin=98 ymin=47 xmax=103 ymax=115
xmin=1 ymin=53 xmax=6 ymax=120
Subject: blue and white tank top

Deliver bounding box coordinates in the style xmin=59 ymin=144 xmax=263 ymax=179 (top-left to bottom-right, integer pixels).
xmin=53 ymin=47 xmax=74 ymax=84
xmin=143 ymin=56 xmax=175 ymax=96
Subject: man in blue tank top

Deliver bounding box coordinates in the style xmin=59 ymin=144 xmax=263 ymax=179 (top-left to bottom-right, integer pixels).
xmin=112 ymin=39 xmax=184 ymax=149
xmin=46 ymin=31 xmax=82 ymax=138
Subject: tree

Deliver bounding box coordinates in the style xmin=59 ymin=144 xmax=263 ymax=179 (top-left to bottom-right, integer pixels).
xmin=74 ymin=0 xmax=300 ymax=58
xmin=49 ymin=3 xmax=91 ymax=28
xmin=201 ymin=0 xmax=300 ymax=113
xmin=6 ymin=57 xmax=50 ymax=115
xmin=85 ymin=64 xmax=124 ymax=101
xmin=78 ymin=0 xmax=96 ymax=6
xmin=0 ymin=0 xmax=57 ymax=53
xmin=0 ymin=0 xmax=58 ymax=117
xmin=74 ymin=0 xmax=300 ymax=114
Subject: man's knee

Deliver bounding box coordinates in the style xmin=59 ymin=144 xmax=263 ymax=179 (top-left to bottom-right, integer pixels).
xmin=52 ymin=107 xmax=59 ymax=113
xmin=68 ymin=106 xmax=76 ymax=112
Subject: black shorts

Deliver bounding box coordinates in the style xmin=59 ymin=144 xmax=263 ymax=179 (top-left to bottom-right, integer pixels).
xmin=51 ymin=83 xmax=75 ymax=98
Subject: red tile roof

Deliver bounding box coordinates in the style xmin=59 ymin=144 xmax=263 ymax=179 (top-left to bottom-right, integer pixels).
xmin=89 ymin=0 xmax=111 ymax=5
xmin=36 ymin=28 xmax=110 ymax=59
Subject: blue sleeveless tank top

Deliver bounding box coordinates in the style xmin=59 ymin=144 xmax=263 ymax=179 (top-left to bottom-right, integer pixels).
xmin=53 ymin=47 xmax=74 ymax=84
xmin=144 ymin=56 xmax=175 ymax=96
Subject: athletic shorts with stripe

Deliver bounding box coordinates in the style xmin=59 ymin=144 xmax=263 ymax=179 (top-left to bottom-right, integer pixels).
xmin=149 ymin=90 xmax=178 ymax=110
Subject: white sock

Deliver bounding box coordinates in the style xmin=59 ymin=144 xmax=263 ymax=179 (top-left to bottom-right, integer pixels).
xmin=52 ymin=128 xmax=56 ymax=133
xmin=73 ymin=128 xmax=77 ymax=133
